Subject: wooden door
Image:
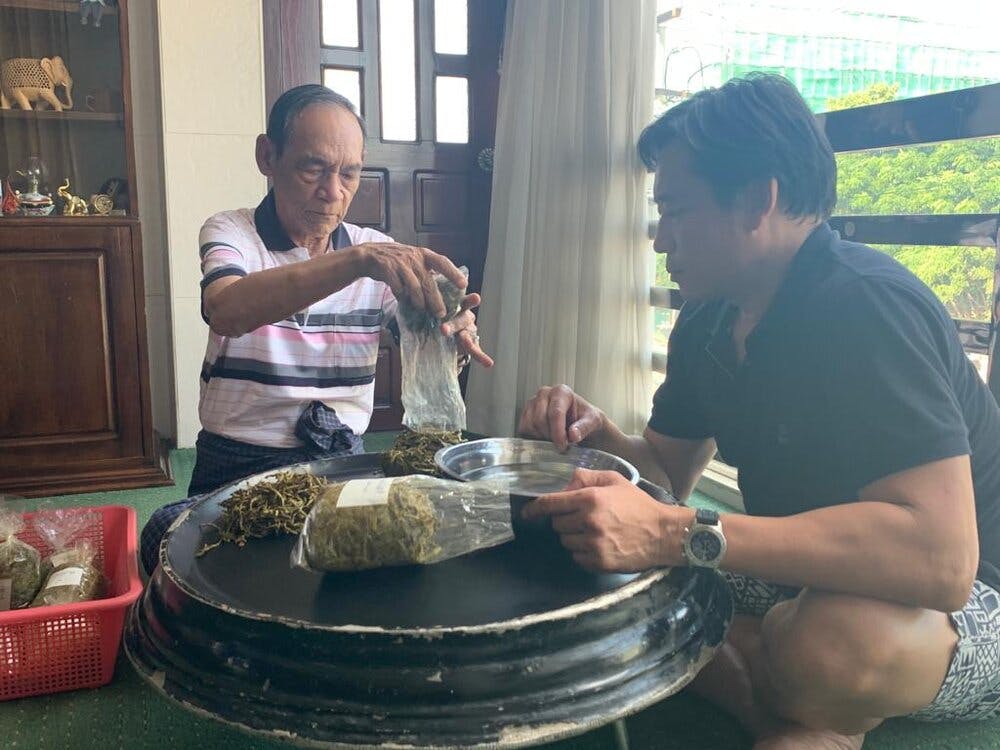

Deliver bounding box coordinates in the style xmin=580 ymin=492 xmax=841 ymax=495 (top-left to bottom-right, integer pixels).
xmin=263 ymin=0 xmax=505 ymax=430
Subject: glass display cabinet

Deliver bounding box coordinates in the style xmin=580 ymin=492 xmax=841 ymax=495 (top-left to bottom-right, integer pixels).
xmin=0 ymin=0 xmax=170 ymax=496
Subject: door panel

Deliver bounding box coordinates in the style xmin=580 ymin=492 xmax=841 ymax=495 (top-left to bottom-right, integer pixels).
xmin=1 ymin=252 xmax=114 ymax=441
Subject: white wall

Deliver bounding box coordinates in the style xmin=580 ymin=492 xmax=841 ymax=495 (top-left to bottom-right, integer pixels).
xmin=155 ymin=0 xmax=268 ymax=447
xmin=128 ymin=0 xmax=174 ymax=441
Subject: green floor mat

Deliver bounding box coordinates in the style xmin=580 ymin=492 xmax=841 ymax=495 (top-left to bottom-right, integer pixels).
xmin=2 ymin=443 xmax=997 ymax=749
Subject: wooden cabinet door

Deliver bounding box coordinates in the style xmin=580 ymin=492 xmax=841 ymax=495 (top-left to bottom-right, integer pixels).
xmin=0 ymin=219 xmax=170 ymax=495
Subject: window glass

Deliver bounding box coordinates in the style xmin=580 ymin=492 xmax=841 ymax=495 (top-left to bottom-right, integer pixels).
xmin=435 ymin=76 xmax=469 ymax=143
xmin=434 ymin=0 xmax=468 ymax=55
xmin=649 ymin=0 xmax=1000 ymax=372
xmin=322 ymin=67 xmax=362 ymax=115
xmin=379 ymin=0 xmax=418 ymax=141
xmin=321 ymin=0 xmax=360 ymax=48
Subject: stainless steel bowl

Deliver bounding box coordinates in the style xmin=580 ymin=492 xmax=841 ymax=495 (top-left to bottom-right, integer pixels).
xmin=435 ymin=438 xmax=639 ymax=498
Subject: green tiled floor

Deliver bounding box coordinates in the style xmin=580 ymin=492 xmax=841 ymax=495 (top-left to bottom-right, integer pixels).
xmin=3 ymin=441 xmax=997 ymax=749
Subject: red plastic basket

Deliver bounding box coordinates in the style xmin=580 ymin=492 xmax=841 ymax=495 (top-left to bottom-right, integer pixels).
xmin=0 ymin=505 xmax=143 ymax=701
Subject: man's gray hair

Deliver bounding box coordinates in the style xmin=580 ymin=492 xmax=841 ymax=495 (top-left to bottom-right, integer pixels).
xmin=266 ymin=84 xmax=366 ymax=155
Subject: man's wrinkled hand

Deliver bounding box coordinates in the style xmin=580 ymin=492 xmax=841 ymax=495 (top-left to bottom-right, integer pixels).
xmin=357 ymin=242 xmax=467 ymax=319
xmin=442 ymin=293 xmax=494 ymax=368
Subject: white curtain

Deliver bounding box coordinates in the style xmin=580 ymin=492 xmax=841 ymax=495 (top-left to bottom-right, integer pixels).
xmin=466 ymin=0 xmax=656 ymax=437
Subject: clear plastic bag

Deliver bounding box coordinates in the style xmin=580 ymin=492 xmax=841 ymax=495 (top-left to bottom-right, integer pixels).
xmin=397 ymin=268 xmax=468 ymax=432
xmin=291 ymin=475 xmax=512 ymax=572
xmin=30 ymin=508 xmax=103 ymax=607
xmin=0 ymin=507 xmax=42 ymax=610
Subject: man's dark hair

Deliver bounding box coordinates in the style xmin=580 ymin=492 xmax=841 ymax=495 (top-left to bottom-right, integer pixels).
xmin=266 ymin=84 xmax=367 ymax=155
xmin=637 ymin=73 xmax=836 ymax=220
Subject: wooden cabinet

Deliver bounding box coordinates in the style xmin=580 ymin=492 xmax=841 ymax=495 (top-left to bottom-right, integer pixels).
xmin=0 ymin=218 xmax=170 ymax=495
xmin=0 ymin=0 xmax=170 ymax=495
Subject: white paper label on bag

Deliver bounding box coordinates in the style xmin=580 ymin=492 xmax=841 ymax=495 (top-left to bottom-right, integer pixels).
xmin=49 ymin=550 xmax=79 ymax=570
xmin=0 ymin=578 xmax=11 ymax=611
xmin=46 ymin=566 xmax=84 ymax=590
xmin=336 ymin=478 xmax=395 ymax=508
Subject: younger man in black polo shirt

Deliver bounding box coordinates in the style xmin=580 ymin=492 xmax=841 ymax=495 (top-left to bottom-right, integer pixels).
xmin=519 ymin=74 xmax=1000 ymax=748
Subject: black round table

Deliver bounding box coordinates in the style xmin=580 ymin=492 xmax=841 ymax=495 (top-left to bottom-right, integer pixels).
xmin=124 ymin=454 xmax=732 ymax=749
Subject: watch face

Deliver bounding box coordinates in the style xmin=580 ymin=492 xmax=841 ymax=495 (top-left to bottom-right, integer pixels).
xmin=691 ymin=530 xmax=722 ymax=562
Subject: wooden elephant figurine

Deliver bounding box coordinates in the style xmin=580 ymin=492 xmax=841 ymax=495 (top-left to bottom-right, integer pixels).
xmin=0 ymin=56 xmax=73 ymax=111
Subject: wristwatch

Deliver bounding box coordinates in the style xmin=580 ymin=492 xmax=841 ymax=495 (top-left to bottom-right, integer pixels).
xmin=682 ymin=508 xmax=727 ymax=568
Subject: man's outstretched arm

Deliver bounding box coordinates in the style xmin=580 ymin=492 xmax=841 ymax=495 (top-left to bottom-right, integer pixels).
xmin=204 ymin=242 xmax=467 ymax=336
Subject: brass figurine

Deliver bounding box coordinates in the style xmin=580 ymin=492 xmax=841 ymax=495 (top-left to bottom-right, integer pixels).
xmin=58 ymin=179 xmax=88 ymax=215
xmin=89 ymin=193 xmax=113 ymax=215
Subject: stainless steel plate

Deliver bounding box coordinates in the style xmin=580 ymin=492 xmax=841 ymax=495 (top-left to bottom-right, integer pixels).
xmin=435 ymin=438 xmax=639 ymax=498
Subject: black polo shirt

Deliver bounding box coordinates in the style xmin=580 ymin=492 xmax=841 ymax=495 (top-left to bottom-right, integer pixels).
xmin=649 ymin=223 xmax=1000 ymax=590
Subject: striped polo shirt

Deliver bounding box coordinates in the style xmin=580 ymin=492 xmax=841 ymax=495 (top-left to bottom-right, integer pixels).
xmin=198 ymin=191 xmax=397 ymax=447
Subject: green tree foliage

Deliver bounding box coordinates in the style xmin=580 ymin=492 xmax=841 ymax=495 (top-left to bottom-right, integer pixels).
xmin=830 ymin=84 xmax=1000 ymax=320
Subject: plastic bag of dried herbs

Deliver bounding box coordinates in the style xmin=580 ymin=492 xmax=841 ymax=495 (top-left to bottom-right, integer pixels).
xmin=29 ymin=509 xmax=103 ymax=608
xmin=0 ymin=508 xmax=43 ymax=610
xmin=396 ymin=267 xmax=468 ymax=434
xmin=291 ymin=475 xmax=512 ymax=572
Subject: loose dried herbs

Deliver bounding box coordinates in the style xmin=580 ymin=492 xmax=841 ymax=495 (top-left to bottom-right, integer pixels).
xmin=381 ymin=428 xmax=465 ymax=477
xmin=0 ymin=511 xmax=42 ymax=609
xmin=197 ymin=471 xmax=329 ymax=556
xmin=299 ymin=481 xmax=441 ymax=571
xmin=31 ymin=542 xmax=102 ymax=607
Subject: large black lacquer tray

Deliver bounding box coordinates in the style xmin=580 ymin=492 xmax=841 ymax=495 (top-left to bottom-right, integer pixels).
xmin=124 ymin=453 xmax=732 ymax=749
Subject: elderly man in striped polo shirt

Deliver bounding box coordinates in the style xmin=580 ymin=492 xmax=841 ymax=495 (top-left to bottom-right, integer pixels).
xmin=140 ymin=85 xmax=492 ymax=574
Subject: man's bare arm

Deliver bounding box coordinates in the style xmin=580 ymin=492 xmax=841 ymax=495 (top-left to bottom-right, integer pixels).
xmin=204 ymin=247 xmax=366 ymax=336
xmin=204 ymin=242 xmax=467 ymax=336
xmin=584 ymin=420 xmax=716 ymax=501
xmin=720 ymin=455 xmax=978 ymax=612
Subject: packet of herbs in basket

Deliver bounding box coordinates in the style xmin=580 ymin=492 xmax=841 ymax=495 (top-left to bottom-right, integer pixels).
xmin=0 ymin=507 xmax=43 ymax=610
xmin=30 ymin=508 xmax=103 ymax=607
xmin=291 ymin=475 xmax=512 ymax=573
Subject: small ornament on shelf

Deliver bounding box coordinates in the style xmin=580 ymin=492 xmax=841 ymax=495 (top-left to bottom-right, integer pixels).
xmin=0 ymin=57 xmax=73 ymax=111
xmin=89 ymin=193 xmax=113 ymax=216
xmin=1 ymin=179 xmax=19 ymax=216
xmin=80 ymin=0 xmax=107 ymax=28
xmin=95 ymin=176 xmax=129 ymax=214
xmin=16 ymin=157 xmax=54 ymax=217
xmin=58 ymin=179 xmax=88 ymax=216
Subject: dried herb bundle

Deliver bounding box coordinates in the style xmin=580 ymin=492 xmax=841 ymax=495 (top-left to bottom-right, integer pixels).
xmin=197 ymin=471 xmax=329 ymax=556
xmin=0 ymin=521 xmax=42 ymax=609
xmin=381 ymin=428 xmax=465 ymax=477
xmin=301 ymin=481 xmax=441 ymax=571
xmin=31 ymin=543 xmax=102 ymax=608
